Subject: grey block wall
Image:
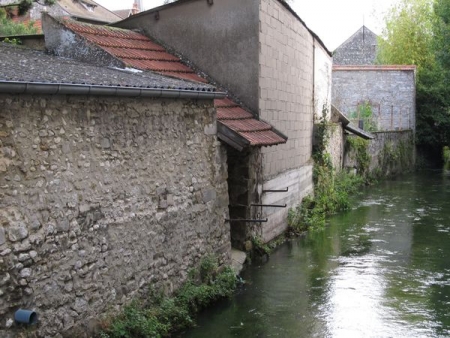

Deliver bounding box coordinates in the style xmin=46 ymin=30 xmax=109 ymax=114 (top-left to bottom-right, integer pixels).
xmin=332 ymin=67 xmax=416 ymax=131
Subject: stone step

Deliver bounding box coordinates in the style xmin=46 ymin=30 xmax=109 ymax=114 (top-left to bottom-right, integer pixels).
xmin=230 ymin=248 xmax=247 ymax=275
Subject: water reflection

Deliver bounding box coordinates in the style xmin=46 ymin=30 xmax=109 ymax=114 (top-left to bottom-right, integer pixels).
xmin=181 ymin=171 xmax=450 ymax=338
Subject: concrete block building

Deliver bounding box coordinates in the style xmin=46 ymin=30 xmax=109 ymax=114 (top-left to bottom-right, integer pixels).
xmin=116 ymin=0 xmax=332 ymax=244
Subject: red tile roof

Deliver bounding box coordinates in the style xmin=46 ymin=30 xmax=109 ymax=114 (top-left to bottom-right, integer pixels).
xmin=60 ymin=19 xmax=287 ymax=148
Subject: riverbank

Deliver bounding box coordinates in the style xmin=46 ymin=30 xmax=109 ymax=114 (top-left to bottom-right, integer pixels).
xmin=181 ymin=171 xmax=450 ymax=337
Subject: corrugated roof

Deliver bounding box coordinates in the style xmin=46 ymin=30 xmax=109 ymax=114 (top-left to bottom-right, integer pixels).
xmin=60 ymin=18 xmax=287 ymax=148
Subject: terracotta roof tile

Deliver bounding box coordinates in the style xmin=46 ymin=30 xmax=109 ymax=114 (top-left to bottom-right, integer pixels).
xmin=221 ymin=119 xmax=271 ymax=132
xmin=102 ymin=47 xmax=179 ymax=61
xmin=240 ymin=130 xmax=286 ymax=146
xmin=60 ymin=19 xmax=287 ymax=148
xmin=214 ymin=97 xmax=239 ymax=108
xmin=217 ymin=106 xmax=254 ymax=120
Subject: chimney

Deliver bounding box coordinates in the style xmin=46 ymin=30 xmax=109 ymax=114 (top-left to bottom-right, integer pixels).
xmin=132 ymin=0 xmax=144 ymax=15
xmin=132 ymin=1 xmax=139 ymax=15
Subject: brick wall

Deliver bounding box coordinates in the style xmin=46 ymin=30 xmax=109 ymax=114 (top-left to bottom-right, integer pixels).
xmin=0 ymin=94 xmax=229 ymax=337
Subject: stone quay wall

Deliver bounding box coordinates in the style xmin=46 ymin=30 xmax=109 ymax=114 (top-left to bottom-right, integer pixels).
xmin=0 ymin=94 xmax=230 ymax=337
xmin=345 ymin=130 xmax=415 ymax=177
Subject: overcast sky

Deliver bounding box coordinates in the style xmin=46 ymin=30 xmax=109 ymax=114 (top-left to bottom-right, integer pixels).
xmin=94 ymin=0 xmax=399 ymax=51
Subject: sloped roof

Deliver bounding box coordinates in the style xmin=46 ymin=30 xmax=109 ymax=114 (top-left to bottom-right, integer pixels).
xmin=57 ymin=0 xmax=121 ymax=24
xmin=0 ymin=43 xmax=217 ymax=94
xmin=59 ymin=18 xmax=287 ymax=149
xmin=113 ymin=9 xmax=132 ymax=19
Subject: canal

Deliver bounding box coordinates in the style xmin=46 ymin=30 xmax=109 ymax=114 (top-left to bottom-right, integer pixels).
xmin=181 ymin=171 xmax=450 ymax=337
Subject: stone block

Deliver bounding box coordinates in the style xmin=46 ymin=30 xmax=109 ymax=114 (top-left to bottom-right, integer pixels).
xmin=0 ymin=228 xmax=5 ymax=246
xmin=202 ymin=189 xmax=217 ymax=203
xmin=7 ymin=226 xmax=28 ymax=242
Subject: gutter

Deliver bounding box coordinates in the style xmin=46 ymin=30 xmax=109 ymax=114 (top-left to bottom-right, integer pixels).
xmin=0 ymin=81 xmax=226 ymax=99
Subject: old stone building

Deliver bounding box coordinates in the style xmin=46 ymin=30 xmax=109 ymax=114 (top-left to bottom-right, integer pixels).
xmin=116 ymin=0 xmax=332 ymax=244
xmin=332 ymin=26 xmax=416 ymax=132
xmin=0 ymin=42 xmax=229 ymax=337
xmin=0 ymin=0 xmax=121 ymax=33
xmin=332 ymin=26 xmax=416 ymax=174
xmin=333 ymin=25 xmax=378 ymax=66
xmin=332 ymin=65 xmax=417 ymax=131
xmin=1 ymin=0 xmax=335 ymax=335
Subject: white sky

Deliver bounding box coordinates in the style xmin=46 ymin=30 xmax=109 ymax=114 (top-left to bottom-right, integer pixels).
xmin=94 ymin=0 xmax=399 ymax=51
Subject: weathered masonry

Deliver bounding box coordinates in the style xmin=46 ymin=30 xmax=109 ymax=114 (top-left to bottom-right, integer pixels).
xmin=332 ymin=26 xmax=416 ymax=133
xmin=0 ymin=44 xmax=229 ymax=337
xmin=117 ymin=0 xmax=332 ymax=245
xmin=333 ymin=26 xmax=378 ymax=66
xmin=332 ymin=65 xmax=416 ymax=132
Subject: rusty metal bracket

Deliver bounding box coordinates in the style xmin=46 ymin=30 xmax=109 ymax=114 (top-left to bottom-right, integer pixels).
xmin=262 ymin=188 xmax=289 ymax=193
xmin=225 ymin=218 xmax=268 ymax=223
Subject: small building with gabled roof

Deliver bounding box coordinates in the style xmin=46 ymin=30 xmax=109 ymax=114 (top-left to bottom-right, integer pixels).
xmin=333 ymin=25 xmax=378 ymax=65
xmin=0 ymin=0 xmax=121 ymax=34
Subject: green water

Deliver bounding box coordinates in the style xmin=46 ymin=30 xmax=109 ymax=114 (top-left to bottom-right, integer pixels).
xmin=181 ymin=171 xmax=450 ymax=337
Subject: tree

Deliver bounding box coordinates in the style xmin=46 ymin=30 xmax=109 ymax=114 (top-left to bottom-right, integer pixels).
xmin=377 ymin=0 xmax=450 ymax=162
xmin=377 ymin=0 xmax=436 ymax=70
xmin=17 ymin=0 xmax=56 ymax=15
xmin=0 ymin=8 xmax=37 ymax=36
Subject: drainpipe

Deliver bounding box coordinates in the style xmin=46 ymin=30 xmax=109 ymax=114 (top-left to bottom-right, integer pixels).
xmin=15 ymin=309 xmax=38 ymax=325
xmin=313 ymin=40 xmax=316 ymax=117
xmin=0 ymin=81 xmax=227 ymax=100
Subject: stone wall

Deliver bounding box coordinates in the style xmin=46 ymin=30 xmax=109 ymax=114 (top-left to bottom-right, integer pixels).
xmin=345 ymin=130 xmax=415 ymax=177
xmin=327 ymin=123 xmax=344 ymax=171
xmin=332 ymin=67 xmax=416 ymax=131
xmin=333 ymin=26 xmax=378 ymax=65
xmin=0 ymin=94 xmax=230 ymax=337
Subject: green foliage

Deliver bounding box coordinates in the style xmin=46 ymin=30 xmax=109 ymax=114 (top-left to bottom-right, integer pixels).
xmin=288 ymin=106 xmax=366 ymax=233
xmin=378 ymin=0 xmax=450 ymax=158
xmin=251 ymin=236 xmax=272 ymax=255
xmin=99 ymin=256 xmax=237 ymax=338
xmin=444 ymin=146 xmax=450 ymax=162
xmin=444 ymin=146 xmax=450 ymax=170
xmin=348 ymin=102 xmax=378 ymax=132
xmin=371 ymin=136 xmax=415 ymax=176
xmin=1 ymin=37 xmax=21 ymax=44
xmin=0 ymin=8 xmax=38 ymax=36
xmin=346 ymin=136 xmax=371 ymax=175
xmin=17 ymin=0 xmax=56 ymax=15
xmin=377 ymin=0 xmax=436 ymax=70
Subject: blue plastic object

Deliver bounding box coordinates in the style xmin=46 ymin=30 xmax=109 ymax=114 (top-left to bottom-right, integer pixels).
xmin=14 ymin=309 xmax=37 ymax=325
